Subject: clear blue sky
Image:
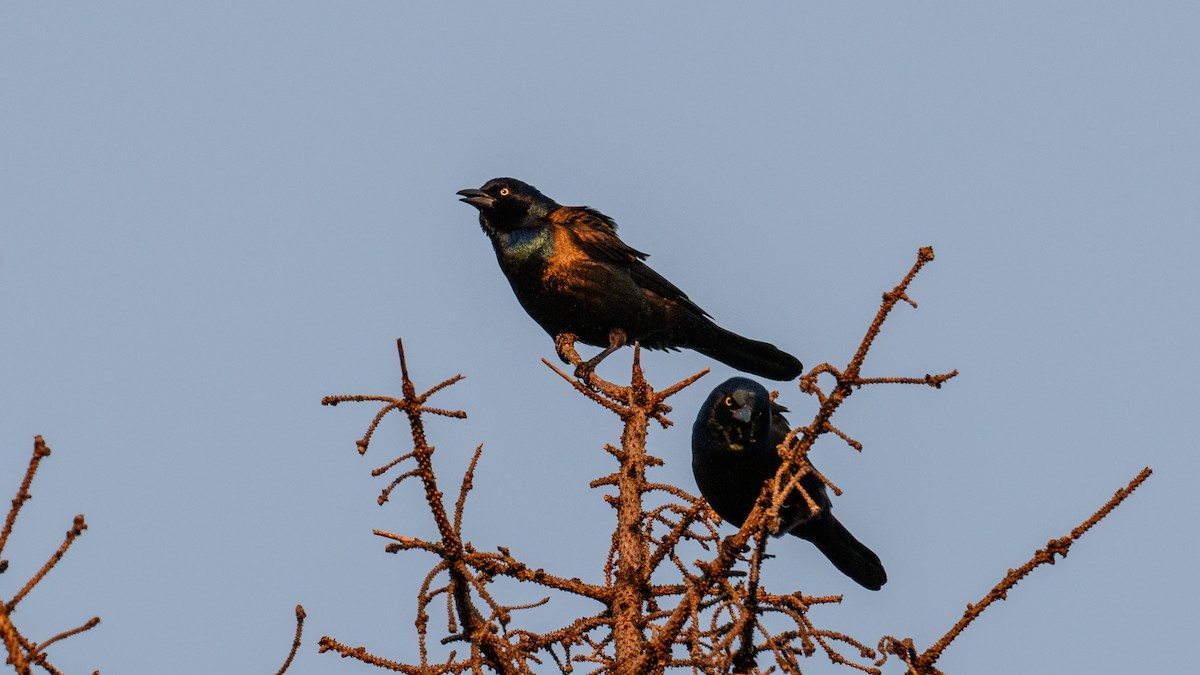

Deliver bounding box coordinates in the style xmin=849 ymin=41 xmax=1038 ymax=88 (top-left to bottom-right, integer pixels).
xmin=2 ymin=3 xmax=1196 ymax=673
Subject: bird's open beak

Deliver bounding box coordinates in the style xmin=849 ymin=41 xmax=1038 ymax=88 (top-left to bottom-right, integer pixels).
xmin=732 ymin=405 xmax=753 ymax=423
xmin=457 ymin=188 xmax=495 ymax=210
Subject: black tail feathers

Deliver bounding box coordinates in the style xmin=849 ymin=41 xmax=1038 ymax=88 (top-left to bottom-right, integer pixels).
xmin=689 ymin=322 xmax=802 ymax=381
xmin=792 ymin=513 xmax=887 ymax=591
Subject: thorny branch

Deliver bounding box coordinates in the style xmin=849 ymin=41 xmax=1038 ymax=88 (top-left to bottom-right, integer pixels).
xmin=878 ymin=467 xmax=1153 ymax=675
xmin=624 ymin=247 xmax=955 ymax=674
xmin=322 ymin=339 xmax=616 ymax=674
xmin=316 ymin=247 xmax=1148 ymax=674
xmin=0 ymin=436 xmax=100 ymax=675
xmin=274 ymin=605 xmax=306 ymax=675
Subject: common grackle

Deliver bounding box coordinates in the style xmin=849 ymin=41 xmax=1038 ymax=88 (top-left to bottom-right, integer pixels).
xmin=457 ymin=178 xmax=802 ymax=380
xmin=692 ymin=377 xmax=886 ymax=590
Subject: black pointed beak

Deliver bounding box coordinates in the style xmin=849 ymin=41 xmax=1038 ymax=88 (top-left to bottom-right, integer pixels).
xmin=457 ymin=188 xmax=495 ymax=210
xmin=732 ymin=405 xmax=753 ymax=424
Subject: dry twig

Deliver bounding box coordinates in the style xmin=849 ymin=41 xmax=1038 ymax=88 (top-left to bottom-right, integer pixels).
xmin=0 ymin=436 xmax=100 ymax=674
xmin=274 ymin=605 xmax=307 ymax=675
xmin=878 ymin=467 xmax=1153 ymax=675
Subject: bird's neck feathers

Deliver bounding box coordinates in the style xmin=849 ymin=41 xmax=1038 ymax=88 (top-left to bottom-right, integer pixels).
xmin=480 ymin=197 xmax=558 ymax=265
xmin=479 ymin=223 xmax=551 ymax=275
xmin=705 ymin=413 xmax=767 ymax=454
xmin=709 ymin=417 xmax=748 ymax=453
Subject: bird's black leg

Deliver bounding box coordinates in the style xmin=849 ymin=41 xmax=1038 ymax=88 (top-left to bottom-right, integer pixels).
xmin=575 ymin=328 xmax=627 ymax=379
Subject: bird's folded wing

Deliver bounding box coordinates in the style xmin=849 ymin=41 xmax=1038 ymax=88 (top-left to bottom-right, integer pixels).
xmin=555 ymin=205 xmax=710 ymax=318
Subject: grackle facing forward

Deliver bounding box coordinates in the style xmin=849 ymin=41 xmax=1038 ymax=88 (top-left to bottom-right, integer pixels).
xmin=457 ymin=178 xmax=802 ymax=380
xmin=692 ymin=377 xmax=886 ymax=590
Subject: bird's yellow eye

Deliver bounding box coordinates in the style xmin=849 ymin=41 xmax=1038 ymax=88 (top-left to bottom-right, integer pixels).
xmin=724 ymin=396 xmax=735 ymax=408
xmin=499 ymin=187 xmax=510 ymax=196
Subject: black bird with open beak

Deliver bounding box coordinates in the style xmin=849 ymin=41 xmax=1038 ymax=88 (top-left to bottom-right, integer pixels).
xmin=458 ymin=178 xmax=803 ymax=380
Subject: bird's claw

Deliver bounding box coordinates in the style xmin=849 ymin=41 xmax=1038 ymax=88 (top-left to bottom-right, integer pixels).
xmin=573 ymin=361 xmax=597 ymax=383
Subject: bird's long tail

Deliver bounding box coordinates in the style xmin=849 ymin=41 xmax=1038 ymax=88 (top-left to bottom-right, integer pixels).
xmin=791 ymin=514 xmax=887 ymax=591
xmin=687 ymin=321 xmax=803 ymax=381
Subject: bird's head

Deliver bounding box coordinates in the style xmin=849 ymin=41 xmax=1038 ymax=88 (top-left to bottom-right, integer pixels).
xmin=696 ymin=377 xmax=774 ymax=453
xmin=457 ymin=178 xmax=558 ymax=235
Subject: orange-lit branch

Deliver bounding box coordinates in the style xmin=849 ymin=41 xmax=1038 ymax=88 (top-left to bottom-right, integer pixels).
xmin=879 ymin=467 xmax=1153 ymax=675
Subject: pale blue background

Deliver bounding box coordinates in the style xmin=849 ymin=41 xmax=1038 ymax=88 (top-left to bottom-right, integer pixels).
xmin=2 ymin=3 xmax=1197 ymax=673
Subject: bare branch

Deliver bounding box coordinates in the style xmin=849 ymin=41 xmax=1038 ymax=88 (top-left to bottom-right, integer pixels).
xmin=273 ymin=606 xmax=306 ymax=675
xmin=880 ymin=467 xmax=1154 ymax=674
xmin=0 ymin=437 xmax=100 ymax=673
xmin=0 ymin=437 xmax=52 ymax=561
